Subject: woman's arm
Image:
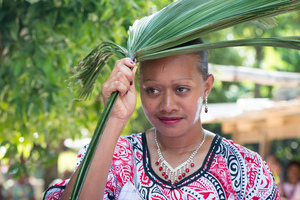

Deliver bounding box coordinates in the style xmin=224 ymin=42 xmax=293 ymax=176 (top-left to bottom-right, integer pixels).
xmin=60 ymin=58 xmax=137 ymax=199
xmin=60 ymin=117 xmax=127 ymax=199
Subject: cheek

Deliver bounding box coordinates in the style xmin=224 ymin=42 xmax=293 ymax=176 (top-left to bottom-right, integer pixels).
xmin=141 ymin=99 xmax=157 ymax=126
xmin=196 ymin=97 xmax=203 ymax=114
xmin=144 ymin=101 xmax=154 ymax=112
xmin=143 ymin=103 xmax=152 ymax=115
xmin=188 ymin=97 xmax=203 ymax=122
xmin=141 ymin=95 xmax=153 ymax=114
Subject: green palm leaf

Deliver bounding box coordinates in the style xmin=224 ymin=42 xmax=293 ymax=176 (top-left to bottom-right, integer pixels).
xmin=69 ymin=42 xmax=127 ymax=100
xmin=71 ymin=91 xmax=119 ymax=199
xmin=138 ymin=36 xmax=300 ymax=61
xmin=70 ymin=0 xmax=300 ymax=199
xmin=128 ymin=0 xmax=300 ymax=56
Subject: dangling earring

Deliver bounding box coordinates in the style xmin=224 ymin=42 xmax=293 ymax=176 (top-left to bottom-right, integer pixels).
xmin=205 ymin=96 xmax=208 ymax=113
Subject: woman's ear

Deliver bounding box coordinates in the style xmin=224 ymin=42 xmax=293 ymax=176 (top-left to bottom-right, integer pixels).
xmin=205 ymin=74 xmax=214 ymax=96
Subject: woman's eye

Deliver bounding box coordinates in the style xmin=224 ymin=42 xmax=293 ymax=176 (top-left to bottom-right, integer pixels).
xmin=146 ymin=88 xmax=159 ymax=94
xmin=176 ymin=87 xmax=189 ymax=93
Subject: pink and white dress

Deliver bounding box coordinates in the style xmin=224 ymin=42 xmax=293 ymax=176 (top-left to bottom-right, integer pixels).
xmin=43 ymin=133 xmax=280 ymax=200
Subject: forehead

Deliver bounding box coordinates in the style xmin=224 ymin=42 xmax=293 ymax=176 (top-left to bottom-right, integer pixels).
xmin=139 ymin=53 xmax=200 ymax=77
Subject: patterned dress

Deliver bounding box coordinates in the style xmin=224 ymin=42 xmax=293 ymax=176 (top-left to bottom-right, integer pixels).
xmin=43 ymin=133 xmax=280 ymax=200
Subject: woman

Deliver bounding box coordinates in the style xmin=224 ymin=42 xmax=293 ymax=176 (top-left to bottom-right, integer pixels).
xmin=282 ymin=161 xmax=300 ymax=200
xmin=266 ymin=154 xmax=284 ymax=197
xmin=44 ymin=38 xmax=279 ymax=199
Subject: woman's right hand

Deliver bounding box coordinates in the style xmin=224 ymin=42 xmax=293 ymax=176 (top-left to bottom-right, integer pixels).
xmin=102 ymin=58 xmax=138 ymax=121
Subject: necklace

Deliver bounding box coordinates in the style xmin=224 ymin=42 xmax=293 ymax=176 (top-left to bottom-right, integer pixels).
xmin=154 ymin=129 xmax=206 ymax=186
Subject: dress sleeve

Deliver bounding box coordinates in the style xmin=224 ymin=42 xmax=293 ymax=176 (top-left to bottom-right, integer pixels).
xmin=43 ymin=144 xmax=88 ymax=200
xmin=43 ymin=137 xmax=135 ymax=200
xmin=103 ymin=136 xmax=135 ymax=199
xmin=243 ymin=150 xmax=280 ymax=199
xmin=256 ymin=156 xmax=280 ymax=199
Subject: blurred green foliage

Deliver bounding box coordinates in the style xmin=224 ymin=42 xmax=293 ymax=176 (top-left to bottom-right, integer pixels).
xmin=0 ymin=0 xmax=172 ymax=183
xmin=0 ymin=0 xmax=299 ymax=185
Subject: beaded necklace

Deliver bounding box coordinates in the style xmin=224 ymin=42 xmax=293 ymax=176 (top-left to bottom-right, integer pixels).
xmin=154 ymin=129 xmax=206 ymax=187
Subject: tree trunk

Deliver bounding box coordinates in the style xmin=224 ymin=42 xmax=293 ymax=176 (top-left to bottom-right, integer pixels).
xmin=43 ymin=162 xmax=58 ymax=190
xmin=43 ymin=139 xmax=67 ymax=190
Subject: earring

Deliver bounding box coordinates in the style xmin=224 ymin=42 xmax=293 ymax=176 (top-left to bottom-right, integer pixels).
xmin=205 ymin=97 xmax=208 ymax=113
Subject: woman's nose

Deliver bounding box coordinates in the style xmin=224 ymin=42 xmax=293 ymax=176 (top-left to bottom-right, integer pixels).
xmin=159 ymin=91 xmax=178 ymax=113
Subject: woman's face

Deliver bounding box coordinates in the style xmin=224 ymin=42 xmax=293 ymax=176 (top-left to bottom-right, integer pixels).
xmin=139 ymin=53 xmax=214 ymax=137
xmin=287 ymin=164 xmax=300 ymax=184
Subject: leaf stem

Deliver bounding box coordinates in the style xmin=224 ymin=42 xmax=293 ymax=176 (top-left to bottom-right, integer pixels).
xmin=70 ymin=91 xmax=119 ymax=199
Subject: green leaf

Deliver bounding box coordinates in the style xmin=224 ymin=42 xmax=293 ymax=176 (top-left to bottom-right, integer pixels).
xmin=70 ymin=91 xmax=119 ymax=199
xmin=137 ymin=37 xmax=300 ymax=61
xmin=0 ymin=101 xmax=9 ymax=111
xmin=68 ymin=42 xmax=127 ymax=100
xmin=129 ymin=0 xmax=300 ymax=57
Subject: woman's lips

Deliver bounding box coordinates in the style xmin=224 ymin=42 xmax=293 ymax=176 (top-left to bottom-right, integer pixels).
xmin=158 ymin=117 xmax=182 ymax=125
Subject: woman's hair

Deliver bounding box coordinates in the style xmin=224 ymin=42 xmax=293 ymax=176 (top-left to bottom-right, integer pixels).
xmin=287 ymin=160 xmax=300 ymax=170
xmin=285 ymin=160 xmax=300 ymax=182
xmin=175 ymin=38 xmax=209 ymax=80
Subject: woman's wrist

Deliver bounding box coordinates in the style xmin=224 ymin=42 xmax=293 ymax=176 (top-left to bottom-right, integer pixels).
xmin=105 ymin=117 xmax=129 ymax=135
xmin=110 ymin=115 xmax=129 ymax=124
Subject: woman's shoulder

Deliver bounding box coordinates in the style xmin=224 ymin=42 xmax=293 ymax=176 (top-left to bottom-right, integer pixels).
xmin=118 ymin=132 xmax=144 ymax=148
xmin=212 ymin=135 xmax=279 ymax=199
xmin=220 ymin=136 xmax=259 ymax=156
xmin=80 ymin=132 xmax=143 ymax=151
xmin=113 ymin=132 xmax=144 ymax=155
xmin=120 ymin=132 xmax=143 ymax=142
xmin=74 ymin=133 xmax=144 ymax=168
xmin=213 ymin=135 xmax=263 ymax=166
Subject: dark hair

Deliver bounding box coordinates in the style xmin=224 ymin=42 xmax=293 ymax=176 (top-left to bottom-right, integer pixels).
xmin=284 ymin=160 xmax=300 ymax=182
xmin=287 ymin=160 xmax=300 ymax=170
xmin=175 ymin=38 xmax=209 ymax=80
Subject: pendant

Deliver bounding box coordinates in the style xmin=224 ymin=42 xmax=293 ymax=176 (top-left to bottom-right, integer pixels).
xmin=154 ymin=129 xmax=206 ymax=186
xmin=156 ymin=158 xmax=195 ymax=185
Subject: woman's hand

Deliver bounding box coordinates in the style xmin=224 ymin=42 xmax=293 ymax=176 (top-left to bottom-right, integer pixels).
xmin=102 ymin=58 xmax=138 ymax=121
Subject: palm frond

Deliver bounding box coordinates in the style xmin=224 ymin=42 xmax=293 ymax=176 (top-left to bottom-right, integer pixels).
xmin=130 ymin=0 xmax=300 ymax=58
xmin=253 ymin=17 xmax=278 ymax=29
xmin=137 ymin=36 xmax=300 ymax=61
xmin=70 ymin=91 xmax=119 ymax=199
xmin=68 ymin=42 xmax=127 ymax=100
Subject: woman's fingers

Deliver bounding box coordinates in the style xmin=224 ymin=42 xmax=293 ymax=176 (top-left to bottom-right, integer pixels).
xmin=103 ymin=78 xmax=128 ymax=96
xmin=131 ymin=65 xmax=138 ymax=88
xmin=113 ymin=58 xmax=136 ymax=85
xmin=102 ymin=58 xmax=137 ymax=102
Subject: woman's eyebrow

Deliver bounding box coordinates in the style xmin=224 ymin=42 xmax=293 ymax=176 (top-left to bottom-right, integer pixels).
xmin=172 ymin=78 xmax=193 ymax=81
xmin=142 ymin=79 xmax=156 ymax=83
xmin=143 ymin=78 xmax=194 ymax=83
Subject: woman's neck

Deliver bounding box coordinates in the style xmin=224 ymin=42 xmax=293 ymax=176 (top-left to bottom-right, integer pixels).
xmin=155 ymin=127 xmax=206 ymax=154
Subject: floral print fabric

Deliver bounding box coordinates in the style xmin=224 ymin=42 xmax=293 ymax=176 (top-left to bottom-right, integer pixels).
xmin=43 ymin=133 xmax=279 ymax=200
